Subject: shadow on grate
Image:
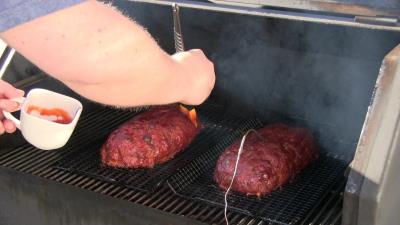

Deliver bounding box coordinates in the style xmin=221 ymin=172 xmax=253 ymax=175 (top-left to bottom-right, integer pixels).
xmin=53 ymin=105 xmax=261 ymax=193
xmin=167 ymin=129 xmax=350 ymax=225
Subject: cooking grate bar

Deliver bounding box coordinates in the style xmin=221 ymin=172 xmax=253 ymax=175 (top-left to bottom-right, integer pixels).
xmin=70 ymin=176 xmax=90 ymax=186
xmin=92 ymin=182 xmax=111 ymax=193
xmin=304 ymin=178 xmax=346 ymax=225
xmin=134 ymin=190 xmax=152 ymax=203
xmin=161 ymin=198 xmax=180 ymax=211
xmin=179 ymin=201 xmax=197 ymax=215
xmin=127 ymin=190 xmax=146 ymax=202
xmin=171 ymin=200 xmax=190 ymax=214
xmin=80 ymin=178 xmax=98 ymax=190
xmin=142 ymin=188 xmax=167 ymax=205
xmin=115 ymin=188 xmax=134 ymax=199
xmin=152 ymin=195 xmax=174 ymax=209
xmin=86 ymin=180 xmax=109 ymax=192
xmin=311 ymin=189 xmax=344 ymax=224
xmin=101 ymin=183 xmax=121 ymax=195
xmin=122 ymin=190 xmax=141 ymax=201
xmin=0 ymin=144 xmax=33 ymax=163
xmin=190 ymin=206 xmax=210 ymax=220
xmin=46 ymin=169 xmax=68 ymax=180
xmin=318 ymin=195 xmax=342 ymax=225
xmin=237 ymin=218 xmax=251 ymax=225
xmin=228 ymin=214 xmax=245 ymax=224
xmin=0 ymin=145 xmax=35 ymax=166
xmin=60 ymin=173 xmax=80 ymax=183
xmin=331 ymin=211 xmax=342 ymax=225
xmin=245 ymin=220 xmax=257 ymax=225
xmin=107 ymin=186 xmax=124 ymax=196
xmin=209 ymin=210 xmax=225 ymax=224
xmin=203 ymin=208 xmax=219 ymax=221
xmin=195 ymin=206 xmax=215 ymax=220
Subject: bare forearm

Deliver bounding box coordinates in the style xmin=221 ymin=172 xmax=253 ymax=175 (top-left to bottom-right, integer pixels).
xmin=0 ymin=1 xmax=190 ymax=106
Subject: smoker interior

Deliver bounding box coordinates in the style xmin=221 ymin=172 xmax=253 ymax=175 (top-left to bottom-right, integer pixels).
xmin=1 ymin=1 xmax=400 ymax=225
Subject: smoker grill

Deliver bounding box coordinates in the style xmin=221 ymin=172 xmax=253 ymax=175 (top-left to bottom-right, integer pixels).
xmin=1 ymin=1 xmax=400 ymax=225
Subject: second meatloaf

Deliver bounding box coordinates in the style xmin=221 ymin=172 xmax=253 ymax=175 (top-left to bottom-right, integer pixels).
xmin=101 ymin=105 xmax=200 ymax=168
xmin=214 ymin=124 xmax=319 ymax=196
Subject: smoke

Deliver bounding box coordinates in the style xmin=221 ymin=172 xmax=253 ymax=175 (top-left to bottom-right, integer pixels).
xmin=189 ymin=11 xmax=400 ymax=157
xmin=109 ymin=1 xmax=400 ymax=157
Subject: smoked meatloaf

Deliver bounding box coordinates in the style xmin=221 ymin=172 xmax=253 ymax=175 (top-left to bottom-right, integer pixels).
xmin=214 ymin=124 xmax=319 ymax=196
xmin=101 ymin=105 xmax=200 ymax=168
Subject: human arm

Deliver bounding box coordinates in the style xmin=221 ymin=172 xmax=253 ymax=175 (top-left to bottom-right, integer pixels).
xmin=0 ymin=1 xmax=215 ymax=107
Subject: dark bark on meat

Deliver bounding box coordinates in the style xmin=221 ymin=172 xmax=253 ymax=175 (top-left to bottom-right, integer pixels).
xmin=214 ymin=124 xmax=319 ymax=196
xmin=101 ymin=105 xmax=200 ymax=168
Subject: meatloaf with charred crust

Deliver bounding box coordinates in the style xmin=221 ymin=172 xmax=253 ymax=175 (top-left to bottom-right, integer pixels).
xmin=214 ymin=124 xmax=318 ymax=196
xmin=101 ymin=105 xmax=200 ymax=168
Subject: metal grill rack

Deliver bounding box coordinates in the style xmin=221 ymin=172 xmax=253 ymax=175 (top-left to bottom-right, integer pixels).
xmin=0 ymin=77 xmax=350 ymax=224
xmin=53 ymin=105 xmax=261 ymax=193
xmin=168 ymin=129 xmax=350 ymax=225
xmin=0 ymin=100 xmax=347 ymax=225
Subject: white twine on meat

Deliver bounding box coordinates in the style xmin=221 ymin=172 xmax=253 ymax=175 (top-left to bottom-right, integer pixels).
xmin=224 ymin=129 xmax=260 ymax=225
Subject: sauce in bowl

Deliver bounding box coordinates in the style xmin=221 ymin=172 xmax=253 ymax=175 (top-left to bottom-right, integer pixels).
xmin=27 ymin=105 xmax=72 ymax=124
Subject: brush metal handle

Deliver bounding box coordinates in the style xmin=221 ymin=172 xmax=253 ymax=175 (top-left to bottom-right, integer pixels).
xmin=172 ymin=3 xmax=195 ymax=110
xmin=172 ymin=3 xmax=185 ymax=52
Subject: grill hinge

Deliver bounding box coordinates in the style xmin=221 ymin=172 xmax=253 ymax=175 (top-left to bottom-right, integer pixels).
xmin=354 ymin=15 xmax=399 ymax=27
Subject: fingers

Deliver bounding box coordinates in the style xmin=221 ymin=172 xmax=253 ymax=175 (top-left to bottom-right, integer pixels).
xmin=172 ymin=48 xmax=216 ymax=105
xmin=0 ymin=80 xmax=25 ymax=98
xmin=188 ymin=49 xmax=202 ymax=53
xmin=0 ymin=120 xmax=16 ymax=135
xmin=173 ymin=49 xmax=205 ymax=60
xmin=3 ymin=119 xmax=16 ymax=133
xmin=188 ymin=49 xmax=203 ymax=54
xmin=0 ymin=122 xmax=4 ymax=135
xmin=0 ymin=112 xmax=4 ymax=134
xmin=0 ymin=81 xmax=24 ymax=112
xmin=0 ymin=112 xmax=17 ymax=134
xmin=0 ymin=81 xmax=23 ymax=135
xmin=0 ymin=99 xmax=20 ymax=112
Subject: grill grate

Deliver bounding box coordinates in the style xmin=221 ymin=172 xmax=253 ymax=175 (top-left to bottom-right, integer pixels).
xmin=0 ymin=100 xmax=348 ymax=225
xmin=53 ymin=106 xmax=260 ymax=193
xmin=168 ymin=128 xmax=349 ymax=225
xmin=0 ymin=77 xmax=349 ymax=225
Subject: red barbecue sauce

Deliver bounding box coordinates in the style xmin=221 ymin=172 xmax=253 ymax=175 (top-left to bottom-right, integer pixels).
xmin=26 ymin=105 xmax=72 ymax=124
xmin=179 ymin=105 xmax=198 ymax=127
